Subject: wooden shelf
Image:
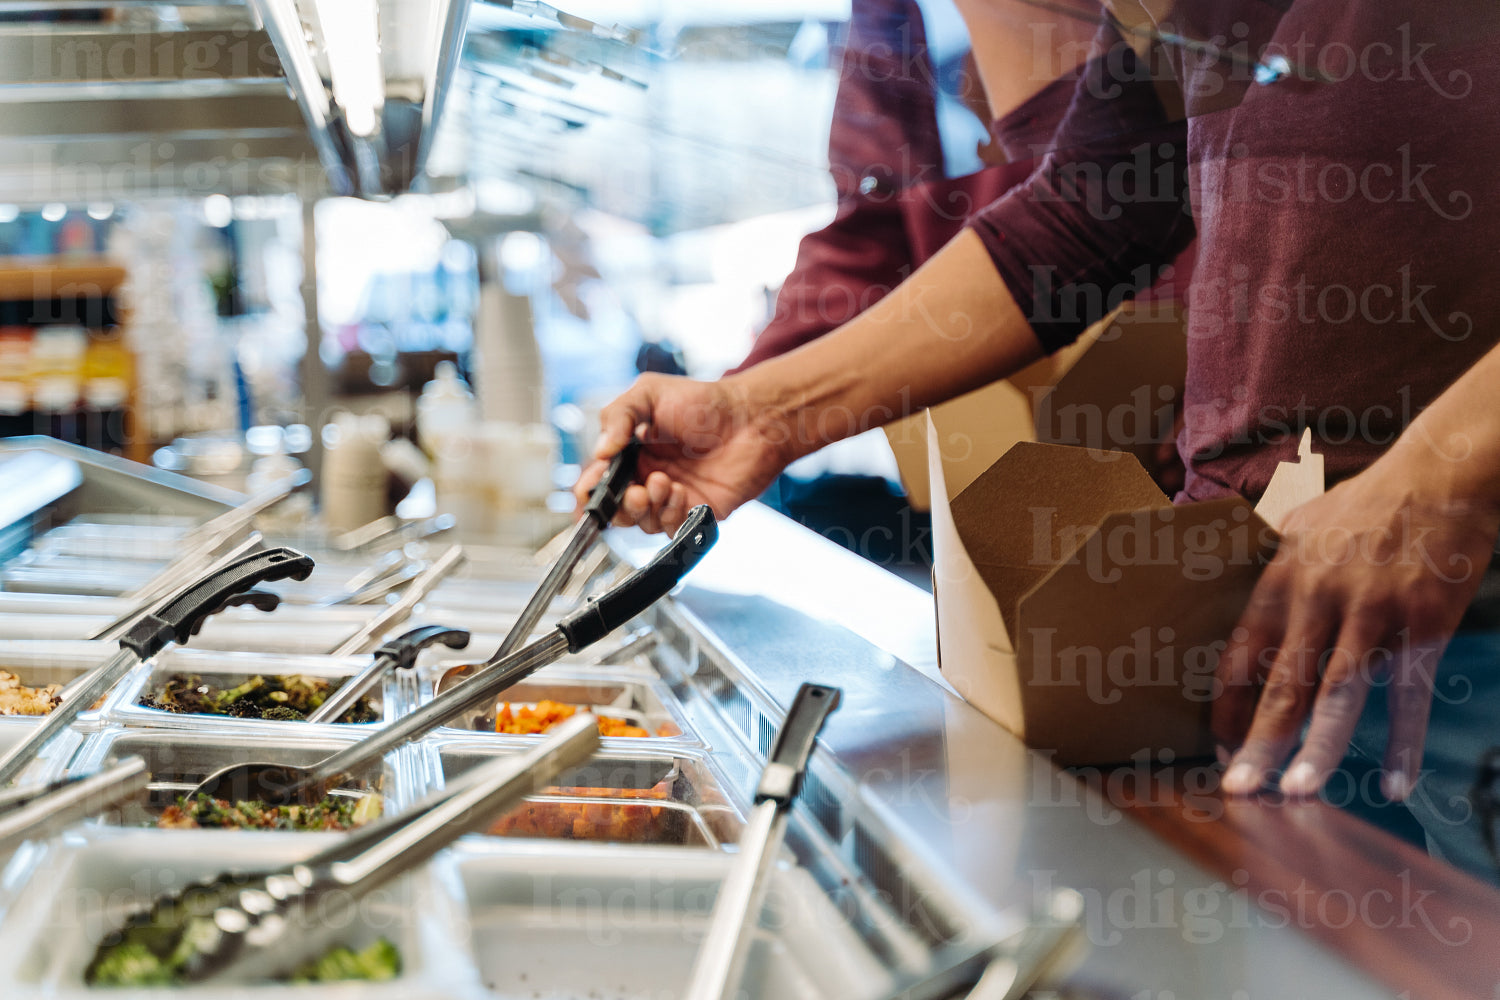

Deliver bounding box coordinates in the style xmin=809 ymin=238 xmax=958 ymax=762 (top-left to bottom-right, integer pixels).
xmin=0 ymin=258 xmax=127 ymax=302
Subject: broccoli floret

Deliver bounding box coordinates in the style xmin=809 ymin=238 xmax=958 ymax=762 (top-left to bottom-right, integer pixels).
xmin=290 ymin=938 xmax=401 ymax=983
xmin=210 ymin=675 xmax=265 ymax=711
xmin=86 ymin=940 xmax=175 ymax=987
xmin=260 ymin=705 xmax=305 ymax=722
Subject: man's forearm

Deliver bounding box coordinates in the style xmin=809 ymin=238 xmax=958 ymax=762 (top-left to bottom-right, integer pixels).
xmin=1388 ymin=341 xmax=1500 ymax=512
xmin=725 ymin=228 xmax=1043 ymax=461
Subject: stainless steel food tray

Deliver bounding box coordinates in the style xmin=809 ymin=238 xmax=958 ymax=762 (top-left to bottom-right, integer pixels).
xmin=0 ymin=828 xmax=483 ymax=998
xmin=0 ymin=640 xmax=126 ymax=735
xmin=419 ymin=666 xmax=702 ymax=751
xmin=71 ymin=725 xmax=421 ymax=819
xmin=29 ymin=520 xmax=192 ymax=561
xmin=1 ymin=554 xmax=161 ymax=596
xmin=0 ymin=722 xmax=80 ymax=789
xmin=107 ymin=648 xmax=414 ymax=733
xmin=0 ymin=605 xmax=384 ymax=655
xmin=440 ymin=842 xmax=895 ymax=999
xmin=421 ymin=737 xmax=741 ymax=849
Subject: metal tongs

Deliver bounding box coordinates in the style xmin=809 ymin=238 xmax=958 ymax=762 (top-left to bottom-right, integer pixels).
xmin=119 ymin=471 xmax=309 ymax=610
xmin=85 ymin=715 xmax=601 ymax=985
xmin=188 ymin=506 xmax=718 ymax=805
xmin=684 ymin=682 xmax=842 ymax=1000
xmin=305 ymin=624 xmax=470 ymax=724
xmin=325 ymin=544 xmax=467 ymax=656
xmin=0 ymin=547 xmax=316 ymax=787
xmin=0 ymin=757 xmax=150 ymax=856
xmin=874 ymin=888 xmax=1086 ymax=1000
xmin=466 ymin=434 xmax=642 ymax=671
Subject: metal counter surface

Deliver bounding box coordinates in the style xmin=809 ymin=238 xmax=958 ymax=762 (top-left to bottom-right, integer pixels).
xmin=615 ymin=502 xmax=1395 ymax=1000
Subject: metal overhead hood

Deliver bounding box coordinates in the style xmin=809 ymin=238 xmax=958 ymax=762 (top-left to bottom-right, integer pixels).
xmin=247 ymin=0 xmax=471 ymax=198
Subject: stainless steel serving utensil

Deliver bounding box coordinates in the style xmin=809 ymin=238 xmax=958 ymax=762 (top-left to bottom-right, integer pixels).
xmin=683 ymin=682 xmax=842 ymax=1000
xmin=440 ymin=435 xmax=641 ymax=686
xmin=305 ymin=624 xmax=470 ymax=724
xmin=0 ymin=547 xmax=316 ymax=788
xmin=872 ymin=888 xmax=1086 ymax=1000
xmin=306 ymin=548 xmax=408 ymax=608
xmin=325 ymin=544 xmax=466 ymax=656
xmin=85 ymin=716 xmax=600 ymax=986
xmin=189 ymin=506 xmax=718 ymax=806
xmin=333 ymin=513 xmax=456 ymax=553
xmin=0 ymin=757 xmax=150 ymax=855
xmin=119 ymin=470 xmax=310 ymax=608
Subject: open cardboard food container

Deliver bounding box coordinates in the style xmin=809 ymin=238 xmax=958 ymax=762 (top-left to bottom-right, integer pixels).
xmin=913 ymin=304 xmax=1322 ymax=765
xmin=883 ymin=300 xmax=1189 ymax=512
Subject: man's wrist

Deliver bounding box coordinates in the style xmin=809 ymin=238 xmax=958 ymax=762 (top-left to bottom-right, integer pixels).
xmin=722 ymin=365 xmax=811 ymax=467
xmin=1385 ymin=419 xmax=1500 ymax=521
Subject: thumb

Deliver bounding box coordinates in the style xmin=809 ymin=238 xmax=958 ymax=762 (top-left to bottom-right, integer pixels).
xmin=594 ymin=377 xmax=657 ymax=461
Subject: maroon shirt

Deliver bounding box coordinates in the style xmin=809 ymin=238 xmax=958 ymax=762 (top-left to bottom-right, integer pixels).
xmin=733 ymin=0 xmax=1034 ymax=373
xmin=972 ymin=2 xmax=1500 ymax=502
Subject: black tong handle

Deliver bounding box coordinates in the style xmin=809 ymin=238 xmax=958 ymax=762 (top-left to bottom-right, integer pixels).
xmin=120 ymin=547 xmax=315 ymax=659
xmin=374 ymin=625 xmax=471 ymax=670
xmin=557 ymin=504 xmax=717 ymax=652
xmin=582 ymin=435 xmax=643 ymax=528
xmin=757 ymin=683 xmax=842 ymax=806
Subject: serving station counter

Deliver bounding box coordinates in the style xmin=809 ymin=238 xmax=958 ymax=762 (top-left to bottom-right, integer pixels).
xmin=0 ymin=438 xmax=1490 ymax=998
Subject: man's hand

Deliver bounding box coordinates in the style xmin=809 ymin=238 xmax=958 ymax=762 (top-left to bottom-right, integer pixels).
xmin=573 ymin=373 xmax=800 ymax=535
xmin=1216 ymin=444 xmax=1500 ymax=801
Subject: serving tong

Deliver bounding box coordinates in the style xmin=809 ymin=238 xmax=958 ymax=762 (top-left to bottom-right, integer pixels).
xmin=305 ymin=624 xmax=470 ymax=724
xmin=0 ymin=757 xmax=150 ymax=856
xmin=436 ymin=435 xmax=641 ymax=693
xmin=873 ymin=887 xmax=1086 ymax=1000
xmin=0 ymin=547 xmax=316 ymax=788
xmin=325 ymin=543 xmax=467 ymax=656
xmin=115 ymin=471 xmax=309 ymax=611
xmin=684 ymin=682 xmax=842 ymax=1000
xmin=85 ymin=714 xmax=601 ymax=986
xmin=188 ymin=506 xmax=719 ymax=806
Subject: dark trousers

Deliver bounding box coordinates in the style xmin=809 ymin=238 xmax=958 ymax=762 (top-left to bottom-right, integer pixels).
xmin=1341 ymin=562 xmax=1500 ymax=883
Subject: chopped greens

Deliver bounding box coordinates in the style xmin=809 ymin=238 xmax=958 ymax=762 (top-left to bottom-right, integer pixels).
xmin=140 ymin=673 xmax=380 ymax=724
xmin=87 ymin=926 xmax=400 ymax=987
xmin=157 ymin=792 xmax=383 ymax=832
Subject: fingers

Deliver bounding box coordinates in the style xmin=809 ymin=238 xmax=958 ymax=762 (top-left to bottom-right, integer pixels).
xmin=1381 ymin=631 xmax=1442 ymax=801
xmin=594 ymin=378 xmax=656 ymax=461
xmin=615 ymin=472 xmax=677 ymax=534
xmin=1280 ymin=613 xmax=1384 ymax=796
xmin=571 ymin=459 xmax=608 ymax=514
xmin=660 ymin=482 xmax=690 ymax=535
xmin=637 ymin=472 xmax=673 ymax=535
xmin=616 ymin=482 xmax=652 ymax=529
xmin=1212 ymin=581 xmax=1288 ymax=753
xmin=1212 ymin=625 xmax=1266 ymax=755
xmin=1222 ymin=608 xmax=1334 ymax=795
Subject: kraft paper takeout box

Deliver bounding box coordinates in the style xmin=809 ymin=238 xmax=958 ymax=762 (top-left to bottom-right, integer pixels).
xmin=884 ymin=300 xmax=1188 ymax=511
xmin=928 ymin=429 xmax=1323 ymax=767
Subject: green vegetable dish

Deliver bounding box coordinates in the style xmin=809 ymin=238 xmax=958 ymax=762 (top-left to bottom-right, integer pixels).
xmin=87 ymin=933 xmax=401 ymax=987
xmin=157 ymin=792 xmax=384 ymax=832
xmin=141 ymin=673 xmax=380 ymax=723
